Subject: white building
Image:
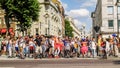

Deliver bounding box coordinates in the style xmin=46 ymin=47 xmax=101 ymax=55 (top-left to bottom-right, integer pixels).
xmin=65 ymin=16 xmax=81 ymax=38
xmin=31 ymin=0 xmax=63 ymax=37
xmin=79 ymin=25 xmax=87 ymax=39
xmin=92 ymin=0 xmax=120 ymax=38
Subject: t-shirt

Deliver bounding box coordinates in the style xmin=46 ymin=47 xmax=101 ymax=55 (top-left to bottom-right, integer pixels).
xmin=98 ymin=38 xmax=101 ymax=46
xmin=29 ymin=41 xmax=34 ymax=46
xmin=15 ymin=43 xmax=18 ymax=47
xmin=34 ymin=38 xmax=42 ymax=46
xmin=74 ymin=43 xmax=78 ymax=49
xmin=91 ymin=41 xmax=96 ymax=49
xmin=51 ymin=40 xmax=54 ymax=47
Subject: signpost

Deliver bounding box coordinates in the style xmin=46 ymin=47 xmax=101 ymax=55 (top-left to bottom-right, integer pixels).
xmin=94 ymin=26 xmax=100 ymax=33
xmin=94 ymin=26 xmax=100 ymax=41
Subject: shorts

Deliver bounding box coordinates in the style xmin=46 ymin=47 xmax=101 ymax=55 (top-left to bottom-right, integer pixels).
xmin=74 ymin=48 xmax=78 ymax=53
xmin=100 ymin=46 xmax=103 ymax=50
xmin=15 ymin=47 xmax=19 ymax=51
xmin=30 ymin=46 xmax=34 ymax=53
xmin=19 ymin=47 xmax=23 ymax=52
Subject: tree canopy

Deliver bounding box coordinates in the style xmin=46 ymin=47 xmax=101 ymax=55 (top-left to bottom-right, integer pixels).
xmin=65 ymin=19 xmax=74 ymax=37
xmin=0 ymin=0 xmax=40 ymax=32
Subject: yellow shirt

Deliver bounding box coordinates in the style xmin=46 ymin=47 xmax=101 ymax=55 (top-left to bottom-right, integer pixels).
xmin=74 ymin=43 xmax=78 ymax=49
xmin=98 ymin=38 xmax=101 ymax=46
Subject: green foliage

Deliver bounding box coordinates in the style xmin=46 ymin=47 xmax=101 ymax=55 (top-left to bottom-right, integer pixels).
xmin=0 ymin=0 xmax=40 ymax=31
xmin=65 ymin=19 xmax=74 ymax=37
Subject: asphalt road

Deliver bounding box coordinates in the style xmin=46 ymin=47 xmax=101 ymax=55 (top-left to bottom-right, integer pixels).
xmin=0 ymin=59 xmax=120 ymax=68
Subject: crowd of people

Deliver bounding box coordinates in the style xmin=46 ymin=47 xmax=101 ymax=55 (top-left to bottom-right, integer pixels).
xmin=0 ymin=34 xmax=119 ymax=59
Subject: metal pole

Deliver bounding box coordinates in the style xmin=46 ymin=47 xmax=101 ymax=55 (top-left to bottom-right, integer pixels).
xmin=48 ymin=20 xmax=50 ymax=36
xmin=46 ymin=17 xmax=47 ymax=36
xmin=117 ymin=3 xmax=119 ymax=40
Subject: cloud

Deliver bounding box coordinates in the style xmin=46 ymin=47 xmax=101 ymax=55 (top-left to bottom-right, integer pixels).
xmin=81 ymin=0 xmax=97 ymax=8
xmin=67 ymin=9 xmax=90 ymax=18
xmin=74 ymin=19 xmax=82 ymax=27
xmin=74 ymin=19 xmax=86 ymax=29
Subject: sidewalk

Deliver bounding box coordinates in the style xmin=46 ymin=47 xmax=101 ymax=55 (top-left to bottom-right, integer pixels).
xmin=0 ymin=55 xmax=120 ymax=60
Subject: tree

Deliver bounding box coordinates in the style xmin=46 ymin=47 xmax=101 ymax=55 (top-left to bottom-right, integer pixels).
xmin=65 ymin=19 xmax=74 ymax=37
xmin=0 ymin=0 xmax=40 ymax=36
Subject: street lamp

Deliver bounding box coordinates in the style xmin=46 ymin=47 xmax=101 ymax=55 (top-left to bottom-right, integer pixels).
xmin=116 ymin=0 xmax=120 ymax=39
xmin=44 ymin=13 xmax=49 ymax=36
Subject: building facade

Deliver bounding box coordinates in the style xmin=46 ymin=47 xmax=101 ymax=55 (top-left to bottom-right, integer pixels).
xmin=92 ymin=0 xmax=120 ymax=38
xmin=65 ymin=16 xmax=81 ymax=38
xmin=79 ymin=25 xmax=87 ymax=39
xmin=31 ymin=0 xmax=64 ymax=37
xmin=52 ymin=0 xmax=65 ymax=36
xmin=0 ymin=7 xmax=16 ymax=36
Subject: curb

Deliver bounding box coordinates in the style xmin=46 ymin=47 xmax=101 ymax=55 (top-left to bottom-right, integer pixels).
xmin=0 ymin=57 xmax=119 ymax=61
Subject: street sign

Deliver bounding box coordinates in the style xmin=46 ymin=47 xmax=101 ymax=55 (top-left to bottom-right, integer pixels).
xmin=94 ymin=26 xmax=100 ymax=33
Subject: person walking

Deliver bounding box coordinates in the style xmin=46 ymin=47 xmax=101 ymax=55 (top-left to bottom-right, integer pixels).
xmin=34 ymin=34 xmax=42 ymax=59
xmin=81 ymin=39 xmax=88 ymax=58
xmin=29 ymin=37 xmax=35 ymax=58
xmin=97 ymin=34 xmax=102 ymax=56
xmin=105 ymin=38 xmax=110 ymax=59
xmin=112 ymin=34 xmax=119 ymax=57
xmin=90 ymin=37 xmax=97 ymax=58
xmin=7 ymin=37 xmax=12 ymax=58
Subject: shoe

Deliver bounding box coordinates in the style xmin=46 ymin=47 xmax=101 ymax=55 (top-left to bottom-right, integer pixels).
xmin=115 ymin=55 xmax=118 ymax=57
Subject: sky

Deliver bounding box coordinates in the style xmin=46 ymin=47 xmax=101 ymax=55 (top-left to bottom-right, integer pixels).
xmin=59 ymin=0 xmax=97 ymax=32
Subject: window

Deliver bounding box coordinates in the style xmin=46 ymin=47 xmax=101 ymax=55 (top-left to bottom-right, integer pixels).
xmin=117 ymin=0 xmax=120 ymax=2
xmin=108 ymin=20 xmax=113 ymax=27
xmin=118 ymin=20 xmax=120 ymax=27
xmin=118 ymin=6 xmax=120 ymax=14
xmin=107 ymin=6 xmax=113 ymax=14
xmin=45 ymin=5 xmax=49 ymax=10
xmin=107 ymin=0 xmax=113 ymax=2
xmin=35 ymin=28 xmax=39 ymax=34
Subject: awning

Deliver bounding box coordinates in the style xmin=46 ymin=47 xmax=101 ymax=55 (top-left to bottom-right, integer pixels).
xmin=0 ymin=28 xmax=13 ymax=34
xmin=1 ymin=28 xmax=7 ymax=33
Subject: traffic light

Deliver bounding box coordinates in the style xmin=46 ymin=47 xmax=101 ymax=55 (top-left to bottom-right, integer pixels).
xmin=94 ymin=26 xmax=100 ymax=33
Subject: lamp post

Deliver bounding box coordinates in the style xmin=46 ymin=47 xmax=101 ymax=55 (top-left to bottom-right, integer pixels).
xmin=44 ymin=13 xmax=49 ymax=36
xmin=116 ymin=0 xmax=120 ymax=40
xmin=94 ymin=25 xmax=100 ymax=41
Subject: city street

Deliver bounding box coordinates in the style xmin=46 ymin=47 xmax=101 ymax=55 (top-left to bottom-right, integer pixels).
xmin=0 ymin=58 xmax=120 ymax=68
xmin=1 ymin=0 xmax=120 ymax=68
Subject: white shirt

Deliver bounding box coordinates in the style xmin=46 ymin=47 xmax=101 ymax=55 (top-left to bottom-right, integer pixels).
xmin=91 ymin=41 xmax=96 ymax=49
xmin=15 ymin=43 xmax=18 ymax=47
xmin=29 ymin=41 xmax=34 ymax=46
xmin=51 ymin=40 xmax=54 ymax=47
xmin=105 ymin=41 xmax=110 ymax=52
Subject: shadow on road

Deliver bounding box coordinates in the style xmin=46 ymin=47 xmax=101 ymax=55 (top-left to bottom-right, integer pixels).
xmin=113 ymin=60 xmax=120 ymax=65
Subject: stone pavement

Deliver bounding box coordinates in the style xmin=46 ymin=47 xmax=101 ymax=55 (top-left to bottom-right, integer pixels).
xmin=0 ymin=57 xmax=120 ymax=68
xmin=0 ymin=54 xmax=120 ymax=60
